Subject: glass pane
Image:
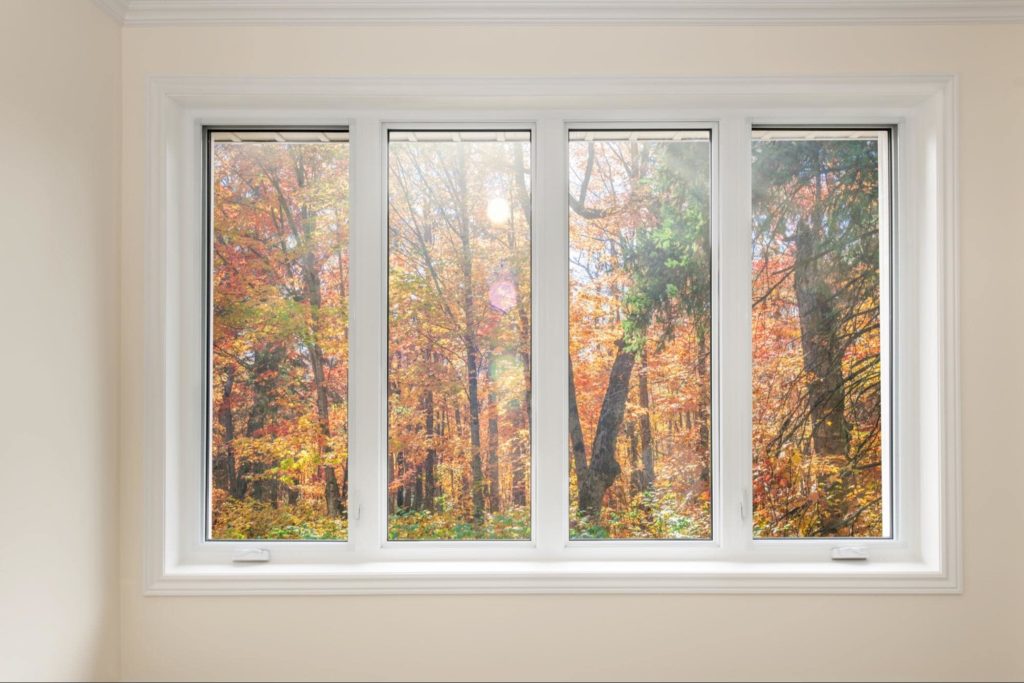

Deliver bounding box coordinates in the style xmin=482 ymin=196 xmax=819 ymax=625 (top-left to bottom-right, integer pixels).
xmin=387 ymin=130 xmax=532 ymax=541
xmin=751 ymin=129 xmax=890 ymax=538
xmin=209 ymin=131 xmax=350 ymax=540
xmin=568 ymin=130 xmax=712 ymax=540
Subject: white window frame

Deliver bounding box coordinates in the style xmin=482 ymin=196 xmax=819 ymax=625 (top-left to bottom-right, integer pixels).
xmin=143 ymin=76 xmax=960 ymax=595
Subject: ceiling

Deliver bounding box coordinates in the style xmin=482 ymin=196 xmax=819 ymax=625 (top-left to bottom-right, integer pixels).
xmin=92 ymin=0 xmax=1024 ymax=26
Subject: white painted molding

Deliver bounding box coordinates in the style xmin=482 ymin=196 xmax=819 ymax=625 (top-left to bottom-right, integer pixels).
xmin=97 ymin=0 xmax=1024 ymax=26
xmin=90 ymin=0 xmax=130 ymax=22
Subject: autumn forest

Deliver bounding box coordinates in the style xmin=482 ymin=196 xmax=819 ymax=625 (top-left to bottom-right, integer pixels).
xmin=208 ymin=127 xmax=886 ymax=541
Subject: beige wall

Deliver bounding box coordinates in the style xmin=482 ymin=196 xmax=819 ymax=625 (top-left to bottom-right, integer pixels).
xmin=113 ymin=21 xmax=1024 ymax=683
xmin=0 ymin=1 xmax=121 ymax=680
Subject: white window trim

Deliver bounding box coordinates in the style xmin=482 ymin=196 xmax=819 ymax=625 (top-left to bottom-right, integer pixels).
xmin=96 ymin=0 xmax=1024 ymax=27
xmin=143 ymin=75 xmax=960 ymax=595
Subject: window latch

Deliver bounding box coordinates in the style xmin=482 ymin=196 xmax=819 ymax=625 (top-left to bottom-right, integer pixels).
xmin=233 ymin=548 xmax=271 ymax=563
xmin=831 ymin=546 xmax=869 ymax=561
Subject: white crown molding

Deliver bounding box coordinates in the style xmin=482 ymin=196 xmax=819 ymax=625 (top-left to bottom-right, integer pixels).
xmin=94 ymin=0 xmax=1024 ymax=27
xmin=91 ymin=0 xmax=130 ymax=22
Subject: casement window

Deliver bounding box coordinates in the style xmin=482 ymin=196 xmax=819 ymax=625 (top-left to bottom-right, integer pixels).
xmin=750 ymin=129 xmax=892 ymax=539
xmin=208 ymin=130 xmax=351 ymax=541
xmin=567 ymin=130 xmax=713 ymax=541
xmin=385 ymin=130 xmax=533 ymax=541
xmin=145 ymin=77 xmax=959 ymax=594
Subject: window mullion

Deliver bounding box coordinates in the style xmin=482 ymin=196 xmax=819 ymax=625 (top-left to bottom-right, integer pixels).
xmin=717 ymin=116 xmax=754 ymax=556
xmin=348 ymin=117 xmax=385 ymax=557
xmin=533 ymin=117 xmax=568 ymax=557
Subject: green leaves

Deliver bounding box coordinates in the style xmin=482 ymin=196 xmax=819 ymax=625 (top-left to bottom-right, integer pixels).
xmin=620 ymin=144 xmax=711 ymax=354
xmin=387 ymin=506 xmax=530 ymax=541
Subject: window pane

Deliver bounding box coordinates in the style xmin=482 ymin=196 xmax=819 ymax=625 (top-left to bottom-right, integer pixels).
xmin=209 ymin=131 xmax=350 ymax=540
xmin=568 ymin=130 xmax=712 ymax=540
xmin=387 ymin=130 xmax=532 ymax=541
xmin=751 ymin=129 xmax=890 ymax=538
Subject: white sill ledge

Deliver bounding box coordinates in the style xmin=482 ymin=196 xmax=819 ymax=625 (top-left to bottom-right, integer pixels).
xmin=147 ymin=559 xmax=959 ymax=595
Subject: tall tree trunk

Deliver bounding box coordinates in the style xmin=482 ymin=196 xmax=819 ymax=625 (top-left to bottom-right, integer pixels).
xmin=636 ymin=351 xmax=655 ymax=491
xmin=272 ymin=153 xmax=345 ymax=519
xmin=387 ymin=450 xmax=397 ymax=512
xmin=511 ymin=145 xmax=532 ymax=507
xmin=412 ymin=465 xmax=424 ymax=510
xmin=334 ymin=202 xmax=350 ymax=512
xmin=695 ymin=325 xmax=711 ymax=483
xmin=628 ymin=422 xmax=642 ymax=495
xmin=465 ymin=332 xmax=484 ymax=522
xmin=795 ymin=224 xmax=848 ymax=461
xmin=486 ymin=388 xmax=501 ymax=512
xmin=323 ymin=464 xmax=343 ymax=517
xmin=394 ymin=451 xmax=407 ymax=509
xmin=793 ymin=148 xmax=850 ymax=531
xmin=568 ymin=357 xmax=590 ymax=493
xmin=213 ymin=364 xmax=237 ymax=495
xmin=455 ymin=147 xmax=486 ymax=524
xmin=423 ymin=389 xmax=437 ymax=511
xmin=303 ymin=218 xmax=344 ymax=517
xmin=241 ymin=345 xmax=286 ymax=504
xmin=570 ymin=343 xmax=636 ymax=521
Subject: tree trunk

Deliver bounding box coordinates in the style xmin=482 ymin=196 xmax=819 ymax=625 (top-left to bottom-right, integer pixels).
xmin=635 ymin=351 xmax=655 ymax=491
xmin=303 ymin=222 xmax=345 ymax=518
xmin=794 ymin=226 xmax=848 ymax=460
xmin=466 ymin=338 xmax=484 ymax=522
xmin=568 ymin=357 xmax=590 ymax=493
xmin=571 ymin=343 xmax=636 ymax=521
xmin=794 ymin=203 xmax=849 ymax=459
xmin=695 ymin=325 xmax=711 ymax=483
xmin=511 ymin=145 xmax=532 ymax=507
xmin=387 ymin=450 xmax=397 ymax=512
xmin=455 ymin=147 xmax=486 ymax=524
xmin=486 ymin=388 xmax=501 ymax=512
xmin=241 ymin=345 xmax=286 ymax=504
xmin=423 ymin=389 xmax=437 ymax=511
xmin=412 ymin=464 xmax=424 ymax=510
xmin=212 ymin=364 xmax=237 ymax=495
xmin=793 ymin=148 xmax=851 ymax=532
xmin=294 ymin=156 xmax=344 ymax=518
xmin=628 ymin=422 xmax=642 ymax=494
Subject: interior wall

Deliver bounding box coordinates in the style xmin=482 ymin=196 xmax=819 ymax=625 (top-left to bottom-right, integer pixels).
xmin=119 ymin=23 xmax=1024 ymax=682
xmin=0 ymin=1 xmax=121 ymax=681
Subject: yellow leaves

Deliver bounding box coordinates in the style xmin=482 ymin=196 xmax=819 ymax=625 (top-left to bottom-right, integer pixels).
xmin=790 ymin=450 xmax=802 ymax=470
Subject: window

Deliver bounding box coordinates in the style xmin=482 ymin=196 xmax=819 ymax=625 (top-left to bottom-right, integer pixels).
xmin=146 ymin=76 xmax=959 ymax=594
xmin=568 ymin=130 xmax=712 ymax=540
xmin=386 ymin=130 xmax=532 ymax=540
xmin=207 ymin=130 xmax=350 ymax=541
xmin=750 ymin=129 xmax=891 ymax=539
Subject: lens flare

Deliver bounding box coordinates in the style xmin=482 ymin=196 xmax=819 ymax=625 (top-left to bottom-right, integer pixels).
xmin=486 ymin=197 xmax=511 ymax=225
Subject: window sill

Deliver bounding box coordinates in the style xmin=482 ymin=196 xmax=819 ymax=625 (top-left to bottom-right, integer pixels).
xmin=145 ymin=557 xmax=960 ymax=595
